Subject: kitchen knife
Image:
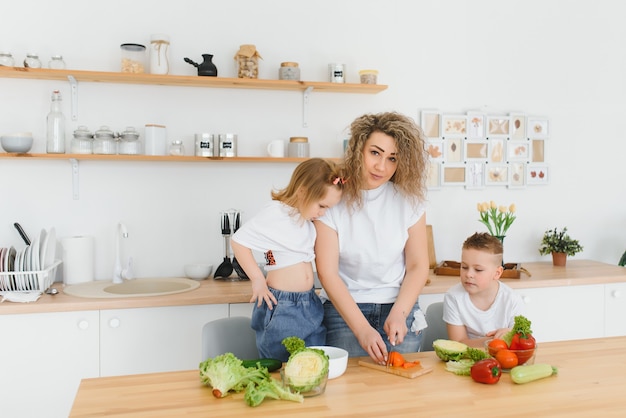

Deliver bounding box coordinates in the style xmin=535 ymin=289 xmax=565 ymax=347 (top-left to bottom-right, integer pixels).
xmin=14 ymin=222 xmax=31 ymax=246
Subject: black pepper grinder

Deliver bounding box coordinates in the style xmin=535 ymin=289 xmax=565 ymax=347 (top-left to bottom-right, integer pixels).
xmin=232 ymin=212 xmax=249 ymax=281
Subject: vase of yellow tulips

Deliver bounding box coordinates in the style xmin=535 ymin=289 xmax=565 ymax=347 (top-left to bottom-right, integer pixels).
xmin=477 ymin=201 xmax=516 ymax=264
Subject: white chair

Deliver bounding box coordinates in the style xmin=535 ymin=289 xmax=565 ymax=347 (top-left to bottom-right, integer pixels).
xmin=201 ymin=316 xmax=259 ymax=360
xmin=420 ymin=302 xmax=448 ymax=351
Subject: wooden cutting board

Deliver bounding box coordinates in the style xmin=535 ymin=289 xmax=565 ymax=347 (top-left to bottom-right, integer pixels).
xmin=358 ymin=356 xmax=433 ymax=379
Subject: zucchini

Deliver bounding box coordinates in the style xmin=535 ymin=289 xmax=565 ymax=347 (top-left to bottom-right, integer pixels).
xmin=510 ymin=364 xmax=557 ymax=384
xmin=241 ymin=358 xmax=283 ymax=372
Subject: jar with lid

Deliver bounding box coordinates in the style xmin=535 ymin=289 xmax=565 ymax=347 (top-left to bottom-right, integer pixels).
xmin=48 ymin=55 xmax=66 ymax=70
xmin=288 ymin=137 xmax=309 ymax=158
xmin=120 ymin=43 xmax=146 ymax=73
xmin=195 ymin=133 xmax=214 ymax=157
xmin=0 ymin=51 xmax=15 ymax=67
xmin=24 ymin=53 xmax=42 ymax=68
xmin=118 ymin=127 xmax=141 ymax=155
xmin=149 ymin=34 xmax=170 ymax=75
xmin=93 ymin=126 xmax=117 ymax=154
xmin=71 ymin=126 xmax=93 ymax=154
xmin=279 ymin=62 xmax=300 ymax=81
xmin=235 ymin=44 xmax=261 ymax=79
xmin=169 ymin=140 xmax=184 ymax=156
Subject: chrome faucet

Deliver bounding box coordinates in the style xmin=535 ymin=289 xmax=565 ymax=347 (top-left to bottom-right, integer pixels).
xmin=113 ymin=222 xmax=133 ymax=283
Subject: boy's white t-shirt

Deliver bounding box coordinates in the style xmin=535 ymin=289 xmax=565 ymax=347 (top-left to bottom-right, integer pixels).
xmin=443 ymin=281 xmax=526 ymax=339
xmin=231 ymin=200 xmax=315 ymax=271
xmin=316 ymin=182 xmax=425 ymax=304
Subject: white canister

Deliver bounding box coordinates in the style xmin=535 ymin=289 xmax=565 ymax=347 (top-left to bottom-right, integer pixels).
xmin=149 ymin=34 xmax=170 ymax=75
xmin=218 ymin=133 xmax=237 ymax=157
xmin=329 ymin=63 xmax=345 ymax=83
xmin=267 ymin=139 xmax=285 ymax=157
xmin=195 ymin=133 xmax=214 ymax=157
xmin=288 ymin=137 xmax=310 ymax=157
xmin=144 ymin=124 xmax=167 ymax=155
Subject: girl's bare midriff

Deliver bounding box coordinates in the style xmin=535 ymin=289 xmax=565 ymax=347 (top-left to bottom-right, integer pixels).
xmin=266 ymin=261 xmax=315 ymax=292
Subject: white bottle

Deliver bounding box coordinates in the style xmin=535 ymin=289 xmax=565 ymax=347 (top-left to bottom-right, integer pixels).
xmin=46 ymin=90 xmax=66 ymax=153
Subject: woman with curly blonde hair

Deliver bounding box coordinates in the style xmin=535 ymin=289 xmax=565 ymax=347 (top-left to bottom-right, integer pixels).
xmin=314 ymin=111 xmax=431 ymax=364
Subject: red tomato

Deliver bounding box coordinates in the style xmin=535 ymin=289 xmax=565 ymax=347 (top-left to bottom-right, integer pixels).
xmin=487 ymin=339 xmax=508 ymax=356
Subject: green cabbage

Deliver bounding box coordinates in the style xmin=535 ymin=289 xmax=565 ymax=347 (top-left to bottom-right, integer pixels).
xmin=433 ymin=339 xmax=469 ymax=361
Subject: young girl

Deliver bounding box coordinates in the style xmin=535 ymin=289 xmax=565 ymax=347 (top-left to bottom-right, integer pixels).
xmin=231 ymin=158 xmax=346 ymax=361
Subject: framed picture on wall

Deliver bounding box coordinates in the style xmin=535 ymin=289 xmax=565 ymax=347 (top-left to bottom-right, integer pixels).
xmin=527 ymin=164 xmax=550 ymax=185
xmin=508 ymin=162 xmax=526 ymax=188
xmin=486 ymin=116 xmax=510 ymax=137
xmin=464 ymin=140 xmax=488 ymax=161
xmin=531 ymin=139 xmax=545 ymax=162
xmin=442 ymin=114 xmax=467 ymax=137
xmin=527 ymin=117 xmax=550 ymax=139
xmin=488 ymin=138 xmax=506 ymax=163
xmin=465 ymin=162 xmax=485 ymax=189
xmin=445 ymin=138 xmax=463 ymax=162
xmin=509 ymin=113 xmax=527 ymax=140
xmin=507 ymin=140 xmax=530 ymax=161
xmin=426 ymin=139 xmax=444 ymax=161
xmin=466 ymin=112 xmax=485 ymax=139
xmin=420 ymin=110 xmax=442 ymax=139
xmin=485 ymin=164 xmax=509 ymax=185
xmin=442 ymin=165 xmax=466 ymax=186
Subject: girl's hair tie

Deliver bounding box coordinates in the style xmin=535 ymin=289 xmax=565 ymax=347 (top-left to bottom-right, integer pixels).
xmin=333 ymin=177 xmax=346 ymax=185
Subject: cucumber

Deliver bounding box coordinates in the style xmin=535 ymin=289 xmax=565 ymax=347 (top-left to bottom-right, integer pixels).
xmin=510 ymin=364 xmax=557 ymax=384
xmin=242 ymin=358 xmax=283 ymax=372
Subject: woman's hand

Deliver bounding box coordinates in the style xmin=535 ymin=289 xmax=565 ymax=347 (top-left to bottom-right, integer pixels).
xmin=384 ymin=309 xmax=409 ymax=345
xmin=356 ymin=326 xmax=389 ymax=365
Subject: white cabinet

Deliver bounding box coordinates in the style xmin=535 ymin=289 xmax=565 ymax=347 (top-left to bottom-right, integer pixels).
xmin=605 ymin=282 xmax=626 ymax=337
xmin=516 ymin=285 xmax=605 ymax=342
xmin=229 ymin=302 xmax=254 ymax=317
xmin=100 ymin=304 xmax=228 ymax=376
xmin=0 ymin=310 xmax=99 ymax=418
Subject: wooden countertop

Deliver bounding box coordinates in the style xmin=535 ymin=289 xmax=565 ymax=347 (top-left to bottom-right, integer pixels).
xmin=69 ymin=335 xmax=626 ymax=417
xmin=2 ymin=260 xmax=625 ymax=315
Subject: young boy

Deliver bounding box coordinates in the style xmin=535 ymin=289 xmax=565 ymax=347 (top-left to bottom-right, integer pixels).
xmin=443 ymin=232 xmax=525 ymax=348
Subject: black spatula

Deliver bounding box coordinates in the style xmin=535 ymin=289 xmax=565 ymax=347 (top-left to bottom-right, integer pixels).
xmin=232 ymin=212 xmax=249 ymax=280
xmin=214 ymin=213 xmax=234 ymax=279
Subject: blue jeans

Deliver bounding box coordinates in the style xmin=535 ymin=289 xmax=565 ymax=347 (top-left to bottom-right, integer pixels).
xmin=251 ymin=287 xmax=326 ymax=362
xmin=323 ymin=300 xmax=423 ymax=357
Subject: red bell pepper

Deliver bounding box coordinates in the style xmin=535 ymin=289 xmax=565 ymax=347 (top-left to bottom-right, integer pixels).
xmin=510 ymin=332 xmax=536 ymax=350
xmin=470 ymin=359 xmax=502 ymax=384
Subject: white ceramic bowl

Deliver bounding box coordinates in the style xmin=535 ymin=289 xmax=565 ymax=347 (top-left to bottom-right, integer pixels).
xmin=1 ymin=133 xmax=34 ymax=153
xmin=184 ymin=264 xmax=213 ymax=280
xmin=309 ymin=345 xmax=349 ymax=379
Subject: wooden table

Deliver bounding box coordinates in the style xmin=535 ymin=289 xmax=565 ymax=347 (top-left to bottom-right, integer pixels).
xmin=70 ymin=336 xmax=626 ymax=417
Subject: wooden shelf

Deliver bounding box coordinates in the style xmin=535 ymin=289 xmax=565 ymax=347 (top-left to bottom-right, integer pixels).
xmin=0 ymin=153 xmax=341 ymax=163
xmin=0 ymin=66 xmax=387 ymax=94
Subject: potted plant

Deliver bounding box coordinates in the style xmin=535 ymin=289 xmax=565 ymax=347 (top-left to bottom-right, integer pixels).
xmin=538 ymin=227 xmax=583 ymax=266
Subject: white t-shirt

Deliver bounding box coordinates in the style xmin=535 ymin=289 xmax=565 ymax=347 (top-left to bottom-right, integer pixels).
xmin=316 ymin=182 xmax=425 ymax=303
xmin=231 ymin=201 xmax=315 ymax=271
xmin=443 ymin=281 xmax=526 ymax=339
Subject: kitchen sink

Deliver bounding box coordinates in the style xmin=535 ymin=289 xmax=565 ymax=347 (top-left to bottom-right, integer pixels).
xmin=63 ymin=277 xmax=200 ymax=299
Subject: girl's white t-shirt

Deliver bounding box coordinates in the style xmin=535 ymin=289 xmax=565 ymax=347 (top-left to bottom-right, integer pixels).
xmin=316 ymin=182 xmax=425 ymax=303
xmin=231 ymin=200 xmax=315 ymax=271
xmin=443 ymin=281 xmax=526 ymax=339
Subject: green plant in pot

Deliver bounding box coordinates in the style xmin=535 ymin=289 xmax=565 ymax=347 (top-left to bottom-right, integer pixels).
xmin=538 ymin=227 xmax=583 ymax=266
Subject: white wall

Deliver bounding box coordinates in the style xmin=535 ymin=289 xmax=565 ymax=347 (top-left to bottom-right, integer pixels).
xmin=1 ymin=0 xmax=624 ymax=281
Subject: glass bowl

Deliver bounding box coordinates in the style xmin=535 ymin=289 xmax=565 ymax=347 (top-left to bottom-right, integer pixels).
xmin=485 ymin=339 xmax=537 ymax=369
xmin=280 ymin=369 xmax=328 ymax=397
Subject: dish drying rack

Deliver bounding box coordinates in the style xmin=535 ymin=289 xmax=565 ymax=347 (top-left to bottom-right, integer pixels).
xmin=0 ymin=260 xmax=61 ymax=293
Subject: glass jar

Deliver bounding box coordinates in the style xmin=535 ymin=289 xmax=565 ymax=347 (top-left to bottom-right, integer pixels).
xmin=0 ymin=51 xmax=15 ymax=67
xmin=120 ymin=43 xmax=146 ymax=73
xmin=288 ymin=137 xmax=310 ymax=158
xmin=279 ymin=62 xmax=300 ymax=81
xmin=169 ymin=140 xmax=184 ymax=156
xmin=93 ymin=126 xmax=117 ymax=154
xmin=48 ymin=55 xmax=66 ymax=70
xmin=235 ymin=44 xmax=261 ymax=79
xmin=71 ymin=126 xmax=93 ymax=154
xmin=149 ymin=34 xmax=170 ymax=75
xmin=118 ymin=126 xmax=141 ymax=155
xmin=24 ymin=53 xmax=42 ymax=68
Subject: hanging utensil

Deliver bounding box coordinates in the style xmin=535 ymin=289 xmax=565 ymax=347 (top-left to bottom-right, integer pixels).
xmin=232 ymin=211 xmax=249 ymax=281
xmin=214 ymin=212 xmax=234 ymax=279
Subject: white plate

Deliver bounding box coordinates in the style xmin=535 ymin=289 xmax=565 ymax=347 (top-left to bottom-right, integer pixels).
xmin=24 ymin=245 xmax=32 ymax=290
xmin=37 ymin=229 xmax=46 ymax=269
xmin=40 ymin=227 xmax=56 ymax=269
xmin=30 ymin=233 xmax=41 ymax=273
xmin=13 ymin=248 xmax=22 ymax=290
xmin=6 ymin=246 xmax=16 ymax=290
